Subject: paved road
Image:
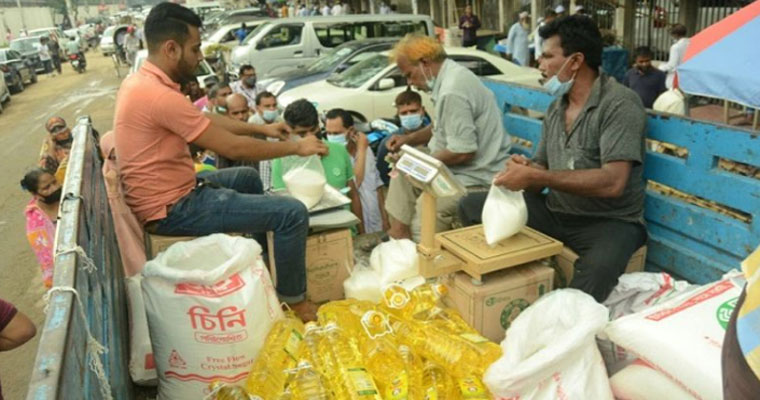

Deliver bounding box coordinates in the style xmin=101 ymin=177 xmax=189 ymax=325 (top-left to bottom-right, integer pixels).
xmin=0 ymin=52 xmax=123 ymax=400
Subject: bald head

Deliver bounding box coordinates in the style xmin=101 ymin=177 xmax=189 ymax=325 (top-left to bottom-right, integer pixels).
xmin=226 ymin=93 xmax=250 ymax=122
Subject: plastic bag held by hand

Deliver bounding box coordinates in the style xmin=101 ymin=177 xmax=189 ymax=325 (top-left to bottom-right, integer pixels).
xmin=482 ymin=184 xmax=528 ymax=245
xmin=484 ymin=289 xmax=613 ymax=400
xmin=282 ymin=155 xmax=326 ymax=209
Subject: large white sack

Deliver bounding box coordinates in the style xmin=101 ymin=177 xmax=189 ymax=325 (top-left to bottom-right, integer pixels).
xmin=610 ymin=360 xmax=698 ymax=400
xmin=142 ymin=234 xmax=283 ymax=400
xmin=343 ymin=265 xmax=382 ymax=302
xmin=369 ymin=239 xmax=419 ymax=284
xmin=481 ymin=185 xmax=527 ymax=246
xmin=484 ymin=289 xmax=613 ymax=400
xmin=598 ymin=272 xmax=697 ymax=374
xmin=604 ymin=277 xmax=743 ymax=400
xmin=126 ymin=275 xmax=157 ymax=386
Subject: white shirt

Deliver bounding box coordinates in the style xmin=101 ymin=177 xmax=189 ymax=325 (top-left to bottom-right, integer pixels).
xmin=230 ymin=80 xmax=260 ymax=109
xmin=506 ymin=22 xmax=530 ymax=67
xmin=659 ymin=37 xmax=690 ymax=89
xmin=379 ymin=4 xmax=390 ymax=14
xmin=332 ymin=4 xmax=343 ymax=15
xmin=653 ymin=89 xmax=686 ymax=116
xmin=533 ymin=22 xmax=546 ymax=60
xmin=351 ymin=148 xmax=384 ymax=233
xmin=298 ymin=7 xmax=309 ymax=17
xmin=321 ymin=5 xmax=331 ymax=15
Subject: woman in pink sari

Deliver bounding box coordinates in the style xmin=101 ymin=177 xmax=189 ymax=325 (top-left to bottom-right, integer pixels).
xmin=20 ymin=168 xmax=61 ymax=288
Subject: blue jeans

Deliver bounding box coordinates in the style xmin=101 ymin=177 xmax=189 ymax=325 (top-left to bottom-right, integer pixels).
xmin=151 ymin=167 xmax=308 ymax=302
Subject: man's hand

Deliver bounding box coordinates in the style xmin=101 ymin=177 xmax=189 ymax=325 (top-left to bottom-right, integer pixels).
xmin=493 ymin=159 xmax=537 ymax=191
xmin=296 ymin=135 xmax=329 ymax=157
xmin=509 ymin=154 xmax=531 ymax=166
xmin=259 ymin=122 xmax=290 ymax=141
xmin=353 ymin=131 xmax=369 ymax=150
xmin=386 ymin=135 xmax=406 ymax=153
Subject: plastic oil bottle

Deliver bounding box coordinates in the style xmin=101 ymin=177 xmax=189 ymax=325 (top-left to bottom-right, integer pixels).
xmin=317 ymin=299 xmax=375 ymax=335
xmin=290 ymin=360 xmax=332 ymax=400
xmin=359 ymin=311 xmax=409 ymax=399
xmin=319 ymin=322 xmax=382 ymax=400
xmin=456 ymin=376 xmax=492 ymax=399
xmin=421 ymin=361 xmax=456 ymax=400
xmin=398 ymin=345 xmax=425 ymax=399
xmin=245 ymin=312 xmax=305 ymax=398
xmin=208 ymin=382 xmax=255 ymax=400
xmin=299 ymin=322 xmax=326 ymax=371
xmin=390 ymin=318 xmax=485 ymax=379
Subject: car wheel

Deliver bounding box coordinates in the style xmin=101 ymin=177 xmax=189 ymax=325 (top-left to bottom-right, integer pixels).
xmin=11 ymin=73 xmax=24 ymax=93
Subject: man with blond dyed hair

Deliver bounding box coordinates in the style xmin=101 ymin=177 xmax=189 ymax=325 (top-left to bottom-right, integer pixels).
xmin=385 ymin=34 xmax=510 ymax=241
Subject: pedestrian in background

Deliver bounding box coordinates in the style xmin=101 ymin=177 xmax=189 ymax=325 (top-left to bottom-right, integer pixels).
xmin=506 ymin=11 xmax=531 ymax=66
xmin=48 ymin=34 xmax=62 ymax=75
xmin=459 ymin=3 xmax=481 ymax=48
xmin=659 ymin=23 xmax=690 ymax=89
xmin=623 ymin=46 xmax=666 ymax=109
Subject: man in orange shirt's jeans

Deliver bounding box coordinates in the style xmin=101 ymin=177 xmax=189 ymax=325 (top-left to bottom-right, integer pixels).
xmin=113 ymin=3 xmax=327 ymax=321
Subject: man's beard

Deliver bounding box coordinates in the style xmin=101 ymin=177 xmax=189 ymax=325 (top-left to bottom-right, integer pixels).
xmin=176 ymin=54 xmax=198 ymax=85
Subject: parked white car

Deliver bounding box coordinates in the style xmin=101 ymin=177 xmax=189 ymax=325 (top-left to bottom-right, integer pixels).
xmin=201 ymin=21 xmax=268 ymax=57
xmin=0 ymin=72 xmax=10 ymax=114
xmin=278 ymin=47 xmax=542 ymax=122
xmin=130 ymin=49 xmax=219 ymax=89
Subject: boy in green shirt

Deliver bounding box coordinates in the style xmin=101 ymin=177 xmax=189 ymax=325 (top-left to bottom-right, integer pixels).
xmin=272 ymin=99 xmax=364 ymax=232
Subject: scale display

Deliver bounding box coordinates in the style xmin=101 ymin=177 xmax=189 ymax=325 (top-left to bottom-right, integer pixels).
xmin=395 ymin=145 xmax=466 ymax=198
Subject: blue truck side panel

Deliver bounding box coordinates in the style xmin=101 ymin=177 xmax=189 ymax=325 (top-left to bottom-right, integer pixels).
xmin=484 ymin=79 xmax=760 ymax=283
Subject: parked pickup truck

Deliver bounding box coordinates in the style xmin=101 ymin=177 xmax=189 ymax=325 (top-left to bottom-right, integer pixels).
xmin=24 ymin=79 xmax=760 ymax=399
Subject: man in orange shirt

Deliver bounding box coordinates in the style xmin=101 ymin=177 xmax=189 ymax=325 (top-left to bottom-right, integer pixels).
xmin=113 ymin=3 xmax=327 ymax=321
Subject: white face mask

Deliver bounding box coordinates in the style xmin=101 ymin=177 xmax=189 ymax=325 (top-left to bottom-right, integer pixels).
xmin=418 ymin=64 xmax=436 ymax=92
xmin=542 ymin=55 xmax=578 ymax=97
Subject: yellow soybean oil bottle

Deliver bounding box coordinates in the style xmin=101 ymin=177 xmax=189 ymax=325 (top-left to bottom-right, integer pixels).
xmin=290 ymin=360 xmax=332 ymax=400
xmin=245 ymin=312 xmax=304 ymax=398
xmin=359 ymin=311 xmax=409 ymax=399
xmin=421 ymin=361 xmax=456 ymax=400
xmin=208 ymin=382 xmax=255 ymax=400
xmin=457 ymin=376 xmax=492 ymax=399
xmin=319 ymin=322 xmax=381 ymax=400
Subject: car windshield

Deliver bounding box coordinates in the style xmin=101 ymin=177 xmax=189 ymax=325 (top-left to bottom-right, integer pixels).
xmin=10 ymin=38 xmax=39 ymax=52
xmin=305 ymin=46 xmax=356 ymax=74
xmin=242 ymin=22 xmax=270 ymax=45
xmin=327 ymin=53 xmax=389 ymax=89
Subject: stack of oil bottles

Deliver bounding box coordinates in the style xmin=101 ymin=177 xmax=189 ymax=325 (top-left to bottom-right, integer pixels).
xmin=209 ymin=283 xmax=503 ymax=399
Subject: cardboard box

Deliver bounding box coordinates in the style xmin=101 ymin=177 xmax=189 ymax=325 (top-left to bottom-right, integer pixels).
xmin=436 ymin=225 xmax=563 ymax=280
xmin=446 ymin=261 xmax=554 ymax=343
xmin=553 ymin=245 xmax=647 ymax=288
xmin=268 ymin=229 xmax=354 ymax=303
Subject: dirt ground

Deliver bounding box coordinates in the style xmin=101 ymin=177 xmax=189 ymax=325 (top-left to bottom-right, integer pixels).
xmin=0 ymin=53 xmax=123 ymax=400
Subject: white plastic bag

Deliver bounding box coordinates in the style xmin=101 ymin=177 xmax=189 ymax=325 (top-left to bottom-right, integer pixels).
xmin=141 ymin=234 xmax=283 ymax=400
xmin=481 ymin=185 xmax=527 ymax=245
xmin=126 ymin=275 xmax=157 ymax=386
xmin=369 ymin=239 xmax=419 ymax=284
xmin=484 ymin=289 xmax=613 ymax=400
xmin=610 ymin=360 xmax=698 ymax=400
xmin=597 ymin=272 xmax=697 ymax=374
xmin=344 ymin=264 xmax=383 ymax=302
xmin=604 ymin=277 xmax=743 ymax=400
xmin=282 ymin=155 xmax=326 ymax=209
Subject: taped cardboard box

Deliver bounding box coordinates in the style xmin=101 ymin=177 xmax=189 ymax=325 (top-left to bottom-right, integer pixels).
xmin=553 ymin=245 xmax=647 ymax=288
xmin=268 ymin=228 xmax=354 ymax=303
xmin=447 ymin=261 xmax=554 ymax=343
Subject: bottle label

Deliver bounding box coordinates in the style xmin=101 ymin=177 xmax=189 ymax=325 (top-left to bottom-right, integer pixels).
xmin=283 ymin=329 xmax=303 ymax=361
xmin=459 ymin=376 xmax=488 ymax=398
xmin=460 ymin=333 xmax=489 ymax=344
xmin=425 ymin=387 xmax=438 ymax=400
xmin=385 ymin=370 xmax=409 ymax=399
xmin=347 ymin=367 xmax=379 ymax=396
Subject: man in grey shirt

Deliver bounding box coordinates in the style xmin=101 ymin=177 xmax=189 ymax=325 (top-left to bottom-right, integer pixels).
xmin=385 ymin=34 xmax=510 ymax=241
xmin=459 ymin=15 xmax=647 ymax=302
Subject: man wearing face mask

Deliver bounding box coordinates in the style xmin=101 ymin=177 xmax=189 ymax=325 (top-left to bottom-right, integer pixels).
xmin=326 ymin=108 xmax=387 ymax=234
xmin=622 ymin=46 xmax=666 ymax=109
xmin=200 ymin=82 xmax=232 ymax=113
xmin=459 ymin=15 xmax=647 ymax=303
xmin=231 ymin=64 xmax=260 ymax=110
xmin=39 ymin=116 xmax=73 ymax=183
xmin=506 ymin=11 xmax=531 ymax=66
xmin=378 ymin=88 xmax=432 ymax=187
xmin=113 ymin=3 xmax=327 ymax=322
xmin=249 ymin=91 xmax=283 ymax=191
xmin=387 ymin=35 xmax=510 ymax=241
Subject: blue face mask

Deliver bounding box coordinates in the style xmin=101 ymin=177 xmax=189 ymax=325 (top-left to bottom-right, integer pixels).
xmin=542 ymin=55 xmax=577 ymax=97
xmin=262 ymin=109 xmax=279 ymax=122
xmin=400 ymin=113 xmax=423 ymax=131
xmin=326 ymin=133 xmax=348 ymax=146
xmin=419 ymin=64 xmax=435 ymax=92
